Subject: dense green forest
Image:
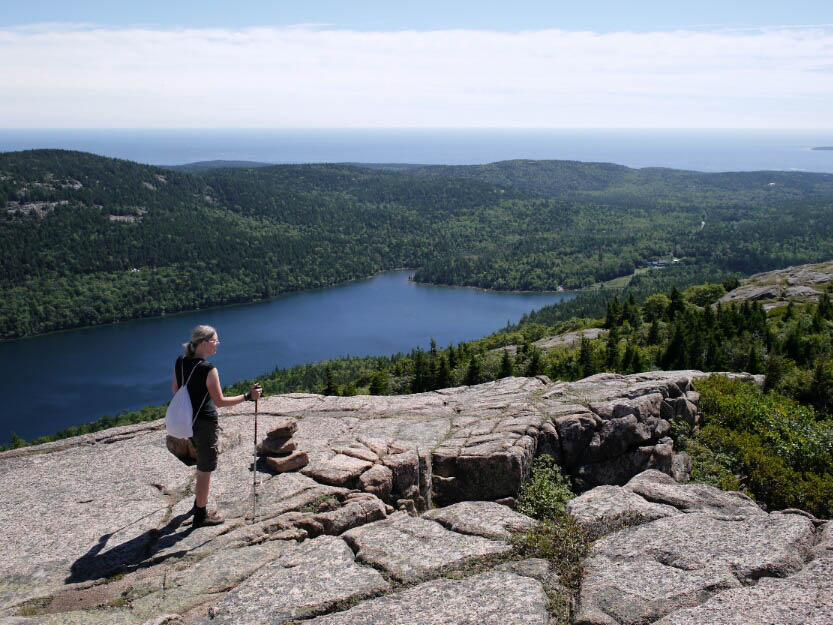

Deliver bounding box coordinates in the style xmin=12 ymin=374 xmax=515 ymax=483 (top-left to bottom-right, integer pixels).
xmin=3 ymin=150 xmax=833 ymax=339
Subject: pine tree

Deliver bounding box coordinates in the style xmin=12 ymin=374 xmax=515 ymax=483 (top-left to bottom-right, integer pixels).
xmin=436 ymin=355 xmax=452 ymax=389
xmin=447 ymin=343 xmax=457 ymax=369
xmin=526 ymin=347 xmax=543 ymax=376
xmin=605 ymin=326 xmax=621 ymax=371
xmin=662 ymin=323 xmax=687 ymax=369
xmin=369 ymin=369 xmax=390 ymax=395
xmin=499 ymin=349 xmax=514 ymax=378
xmin=464 ymin=355 xmax=481 ymax=386
xmin=324 ymin=365 xmax=338 ymax=396
xmin=578 ymin=335 xmax=595 ymax=378
xmin=648 ymin=319 xmax=661 ymax=345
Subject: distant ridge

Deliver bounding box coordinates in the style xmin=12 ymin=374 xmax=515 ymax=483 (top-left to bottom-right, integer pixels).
xmin=812 ymin=146 xmax=833 ymax=151
xmin=167 ymin=159 xmax=274 ymax=172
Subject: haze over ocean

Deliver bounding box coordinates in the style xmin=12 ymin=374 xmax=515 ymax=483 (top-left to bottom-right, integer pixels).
xmin=2 ymin=128 xmax=833 ymax=173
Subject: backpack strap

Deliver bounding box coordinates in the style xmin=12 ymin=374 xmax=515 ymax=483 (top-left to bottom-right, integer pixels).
xmin=181 ymin=359 xmax=211 ymax=424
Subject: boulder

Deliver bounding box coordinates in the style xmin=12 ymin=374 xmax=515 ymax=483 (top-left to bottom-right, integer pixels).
xmin=358 ymin=464 xmax=393 ymax=502
xmin=257 ymin=436 xmax=296 ymax=456
xmin=302 ymin=453 xmax=373 ymax=487
xmin=265 ymin=417 xmax=298 ymax=439
xmin=264 ymin=450 xmax=309 ymax=473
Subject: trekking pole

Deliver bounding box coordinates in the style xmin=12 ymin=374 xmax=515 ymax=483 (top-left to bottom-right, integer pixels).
xmin=251 ymin=396 xmax=259 ymax=524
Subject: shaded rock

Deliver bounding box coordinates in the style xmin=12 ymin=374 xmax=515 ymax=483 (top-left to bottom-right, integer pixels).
xmin=382 ymin=449 xmax=419 ymax=500
xmin=585 ymin=414 xmax=653 ymax=463
xmin=422 ymin=500 xmax=536 ymax=540
xmin=575 ymin=511 xmax=815 ymax=625
xmin=815 ymin=521 xmax=833 ymax=558
xmin=667 ymin=396 xmax=700 ymax=426
xmin=654 ymin=556 xmax=833 ymax=625
xmin=257 ymin=436 xmax=296 ymax=456
xmin=206 ymin=535 xmax=390 ymax=625
xmin=165 ymin=435 xmax=196 ymax=466
xmin=357 ymin=464 xmax=393 ymax=501
xmin=341 ymin=512 xmax=512 ymax=582
xmin=536 ymin=420 xmax=561 ymax=463
xmin=313 ymin=493 xmax=387 ymax=535
xmin=264 ymin=450 xmax=309 ymax=473
xmin=265 ymin=417 xmax=298 ymax=439
xmin=574 ymin=444 xmax=655 ymax=490
xmin=305 ymin=570 xmax=549 ymax=625
xmin=555 ymin=412 xmax=598 ymax=469
xmin=625 ymin=469 xmax=765 ymax=517
xmin=417 ymin=447 xmax=433 ymax=509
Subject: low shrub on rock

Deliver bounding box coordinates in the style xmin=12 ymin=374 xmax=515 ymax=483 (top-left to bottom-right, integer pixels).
xmin=517 ymin=454 xmax=575 ymax=521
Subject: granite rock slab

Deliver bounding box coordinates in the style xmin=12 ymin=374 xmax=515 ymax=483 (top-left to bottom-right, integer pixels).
xmin=204 ymin=535 xmax=390 ymax=625
xmin=341 ymin=512 xmax=513 ymax=582
xmin=574 ymin=510 xmax=816 ymax=625
xmin=654 ymin=556 xmax=833 ymax=625
xmin=624 ymin=469 xmax=765 ymax=518
xmin=422 ymin=500 xmax=536 ymax=540
xmin=304 ymin=570 xmax=549 ymax=625
xmin=566 ymin=483 xmax=680 ymax=535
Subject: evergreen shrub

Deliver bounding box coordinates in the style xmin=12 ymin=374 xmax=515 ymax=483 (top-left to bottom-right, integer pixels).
xmin=695 ymin=375 xmax=833 ymax=518
xmin=517 ymin=454 xmax=575 ymax=521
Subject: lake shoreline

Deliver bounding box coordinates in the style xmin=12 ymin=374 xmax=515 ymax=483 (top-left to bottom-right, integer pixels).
xmin=3 ymin=267 xmax=576 ymax=343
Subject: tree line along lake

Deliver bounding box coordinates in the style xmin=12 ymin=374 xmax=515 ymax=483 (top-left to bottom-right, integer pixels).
xmin=0 ymin=271 xmax=574 ymax=444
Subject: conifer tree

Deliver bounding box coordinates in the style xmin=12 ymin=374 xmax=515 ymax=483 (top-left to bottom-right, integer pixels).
xmin=324 ymin=365 xmax=338 ymax=396
xmin=499 ymin=349 xmax=514 ymax=378
xmin=605 ymin=326 xmax=620 ymax=371
xmin=526 ymin=347 xmax=543 ymax=376
xmin=436 ymin=355 xmax=452 ymax=389
xmin=369 ymin=369 xmax=390 ymax=395
xmin=465 ymin=355 xmax=481 ymax=386
xmin=578 ymin=335 xmax=595 ymax=378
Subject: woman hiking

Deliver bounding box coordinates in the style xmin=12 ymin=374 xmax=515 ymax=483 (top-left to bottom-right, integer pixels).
xmin=173 ymin=325 xmax=261 ymax=528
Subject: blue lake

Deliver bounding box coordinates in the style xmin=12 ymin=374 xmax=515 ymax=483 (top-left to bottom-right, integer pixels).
xmin=0 ymin=271 xmax=573 ymax=444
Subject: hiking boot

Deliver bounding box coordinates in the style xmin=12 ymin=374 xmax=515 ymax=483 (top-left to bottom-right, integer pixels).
xmin=192 ymin=506 xmax=224 ymax=528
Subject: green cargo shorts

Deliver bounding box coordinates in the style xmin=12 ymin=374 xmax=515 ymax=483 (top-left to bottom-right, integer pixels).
xmin=191 ymin=418 xmax=219 ymax=472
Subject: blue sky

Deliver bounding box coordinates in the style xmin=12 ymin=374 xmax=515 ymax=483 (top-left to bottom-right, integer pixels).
xmin=1 ymin=1 xmax=832 ymax=128
xmin=2 ymin=0 xmax=831 ymax=32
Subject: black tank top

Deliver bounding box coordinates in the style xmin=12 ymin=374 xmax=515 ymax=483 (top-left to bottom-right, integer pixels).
xmin=174 ymin=356 xmax=218 ymax=421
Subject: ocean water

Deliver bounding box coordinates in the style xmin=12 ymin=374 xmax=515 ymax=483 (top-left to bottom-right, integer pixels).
xmin=1 ymin=128 xmax=833 ymax=173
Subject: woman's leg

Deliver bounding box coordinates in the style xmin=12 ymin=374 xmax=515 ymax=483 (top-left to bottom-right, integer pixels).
xmin=195 ymin=470 xmax=211 ymax=508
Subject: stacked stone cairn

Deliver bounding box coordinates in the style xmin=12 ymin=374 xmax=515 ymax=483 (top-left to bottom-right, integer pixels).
xmin=257 ymin=417 xmax=309 ymax=472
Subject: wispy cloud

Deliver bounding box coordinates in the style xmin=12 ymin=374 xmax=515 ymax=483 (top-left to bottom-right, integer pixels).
xmin=1 ymin=24 xmax=831 ymax=127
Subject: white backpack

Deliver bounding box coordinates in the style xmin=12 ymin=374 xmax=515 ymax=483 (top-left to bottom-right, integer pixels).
xmin=165 ymin=360 xmax=209 ymax=438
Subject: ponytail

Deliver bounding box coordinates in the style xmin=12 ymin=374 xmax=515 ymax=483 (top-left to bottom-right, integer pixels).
xmin=182 ymin=325 xmax=217 ymax=357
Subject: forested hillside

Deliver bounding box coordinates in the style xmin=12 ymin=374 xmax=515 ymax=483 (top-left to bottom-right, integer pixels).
xmin=3 ymin=149 xmax=833 ymax=339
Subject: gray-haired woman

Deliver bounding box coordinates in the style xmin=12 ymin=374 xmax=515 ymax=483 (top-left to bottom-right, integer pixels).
xmin=173 ymin=325 xmax=261 ymax=528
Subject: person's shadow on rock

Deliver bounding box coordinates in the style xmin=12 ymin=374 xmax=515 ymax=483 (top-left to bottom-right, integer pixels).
xmin=67 ymin=509 xmax=198 ymax=583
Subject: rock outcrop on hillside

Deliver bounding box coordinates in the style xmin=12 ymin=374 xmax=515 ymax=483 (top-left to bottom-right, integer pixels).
xmin=718 ymin=259 xmax=833 ymax=309
xmin=2 ymin=370 xmax=825 ymax=625
xmin=569 ymin=470 xmax=832 ymax=625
